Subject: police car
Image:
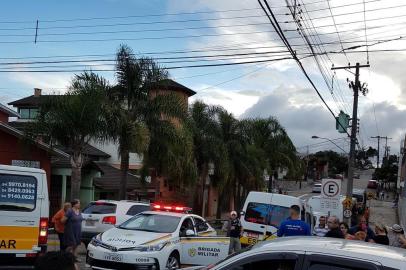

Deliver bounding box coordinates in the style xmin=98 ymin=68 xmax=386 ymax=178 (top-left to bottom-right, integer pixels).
xmin=86 ymin=204 xmax=230 ymax=270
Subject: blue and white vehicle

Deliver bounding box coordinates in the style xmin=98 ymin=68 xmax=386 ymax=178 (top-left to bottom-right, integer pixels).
xmin=86 ymin=205 xmax=230 ymax=270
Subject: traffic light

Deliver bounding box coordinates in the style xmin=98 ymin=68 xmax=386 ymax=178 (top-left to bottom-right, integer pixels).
xmin=336 ymin=110 xmax=350 ymax=133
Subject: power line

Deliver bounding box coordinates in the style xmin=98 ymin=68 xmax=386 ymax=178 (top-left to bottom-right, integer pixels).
xmin=0 ymin=56 xmax=294 ymax=72
xmin=300 ymin=2 xmax=406 ymax=21
xmin=258 ymin=0 xmax=351 ymax=138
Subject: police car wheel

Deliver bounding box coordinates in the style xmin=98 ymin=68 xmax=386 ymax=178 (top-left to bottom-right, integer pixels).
xmin=166 ymin=253 xmax=180 ymax=270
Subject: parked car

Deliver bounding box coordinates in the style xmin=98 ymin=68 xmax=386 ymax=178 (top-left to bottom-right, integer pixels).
xmin=354 ymin=173 xmax=360 ymax=179
xmin=81 ymin=200 xmax=150 ymax=245
xmin=367 ymin=179 xmax=378 ymax=189
xmin=334 ymin=174 xmax=344 ymax=180
xmin=87 ymin=205 xmax=224 ymax=270
xmin=312 ymin=183 xmax=322 ymax=193
xmin=192 ymin=237 xmax=406 ymax=270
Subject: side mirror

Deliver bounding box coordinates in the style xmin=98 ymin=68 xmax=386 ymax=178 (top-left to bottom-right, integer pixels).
xmin=240 ymin=211 xmax=245 ymax=216
xmin=186 ymin=229 xmax=195 ymax=237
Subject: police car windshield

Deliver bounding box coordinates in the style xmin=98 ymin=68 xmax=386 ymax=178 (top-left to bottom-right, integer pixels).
xmin=119 ymin=213 xmax=181 ymax=233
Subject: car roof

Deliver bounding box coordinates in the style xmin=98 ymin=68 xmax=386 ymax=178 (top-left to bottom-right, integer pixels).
xmin=253 ymin=237 xmax=406 ymax=264
xmin=89 ymin=200 xmax=150 ymax=206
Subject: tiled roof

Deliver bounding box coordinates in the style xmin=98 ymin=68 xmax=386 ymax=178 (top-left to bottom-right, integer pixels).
xmin=8 ymin=95 xmax=57 ymax=107
xmin=0 ymin=121 xmax=69 ymax=158
xmin=55 ymin=144 xmax=110 ymax=158
xmin=93 ymin=162 xmax=151 ymax=191
xmin=151 ymin=79 xmax=196 ymax=97
xmin=0 ymin=103 xmax=19 ymax=117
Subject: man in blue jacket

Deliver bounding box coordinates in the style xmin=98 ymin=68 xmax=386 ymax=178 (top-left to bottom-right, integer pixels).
xmin=277 ymin=205 xmax=311 ymax=237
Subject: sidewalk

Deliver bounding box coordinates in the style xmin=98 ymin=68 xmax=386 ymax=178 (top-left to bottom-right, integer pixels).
xmin=368 ymin=198 xmax=398 ymax=227
xmin=47 ymin=233 xmax=87 ymax=254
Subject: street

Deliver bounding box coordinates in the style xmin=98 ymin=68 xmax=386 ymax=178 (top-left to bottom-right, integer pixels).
xmin=46 ymin=169 xmax=398 ymax=270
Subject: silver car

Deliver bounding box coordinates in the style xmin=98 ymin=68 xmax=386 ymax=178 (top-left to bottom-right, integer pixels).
xmin=189 ymin=237 xmax=406 ymax=270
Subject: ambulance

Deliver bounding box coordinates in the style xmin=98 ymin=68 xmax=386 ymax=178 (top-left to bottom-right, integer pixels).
xmin=0 ymin=165 xmax=49 ymax=267
xmin=239 ymin=191 xmax=309 ymax=246
xmin=87 ymin=204 xmax=230 ymax=270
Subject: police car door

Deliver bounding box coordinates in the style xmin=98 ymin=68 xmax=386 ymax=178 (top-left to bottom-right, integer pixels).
xmin=180 ymin=218 xmax=229 ymax=266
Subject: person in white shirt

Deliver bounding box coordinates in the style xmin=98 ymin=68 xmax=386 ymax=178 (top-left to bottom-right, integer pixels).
xmin=313 ymin=216 xmax=329 ymax=237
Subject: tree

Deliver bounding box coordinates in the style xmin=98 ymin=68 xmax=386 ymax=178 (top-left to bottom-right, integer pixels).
xmin=309 ymin=151 xmax=348 ymax=176
xmin=373 ymin=154 xmax=398 ymax=189
xmin=32 ymin=72 xmax=110 ymax=199
xmin=189 ymin=101 xmax=229 ymax=215
xmin=108 ymin=44 xmax=188 ymax=199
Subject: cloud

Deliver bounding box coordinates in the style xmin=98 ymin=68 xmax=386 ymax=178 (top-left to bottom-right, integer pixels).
xmin=9 ymin=73 xmax=72 ymax=94
xmin=241 ymin=84 xmax=406 ymax=154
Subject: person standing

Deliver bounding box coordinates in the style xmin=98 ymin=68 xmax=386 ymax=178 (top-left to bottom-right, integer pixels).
xmin=370 ymin=224 xmax=389 ymax=245
xmin=325 ymin=216 xmax=344 ymax=238
xmin=313 ymin=216 xmax=328 ymax=237
xmin=277 ymin=205 xmax=311 ymax=237
xmin=340 ymin=222 xmax=355 ymax=240
xmin=349 ymin=216 xmax=375 ymax=242
xmin=388 ymin=224 xmax=406 ymax=248
xmin=51 ymin=202 xmax=71 ymax=251
xmin=223 ymin=211 xmax=243 ymax=254
xmin=62 ymin=199 xmax=83 ymax=256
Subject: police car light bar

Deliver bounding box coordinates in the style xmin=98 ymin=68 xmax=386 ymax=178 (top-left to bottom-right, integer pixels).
xmin=151 ymin=204 xmax=192 ymax=213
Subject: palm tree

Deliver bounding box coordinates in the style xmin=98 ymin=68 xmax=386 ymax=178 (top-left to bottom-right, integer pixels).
xmin=32 ymin=72 xmax=110 ymax=199
xmin=108 ymin=45 xmax=188 ymax=199
xmin=189 ymin=101 xmax=229 ymax=215
xmin=242 ymin=117 xmax=298 ymax=191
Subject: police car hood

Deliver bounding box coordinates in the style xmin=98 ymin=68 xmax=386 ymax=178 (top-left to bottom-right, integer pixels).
xmin=101 ymin=228 xmax=172 ymax=248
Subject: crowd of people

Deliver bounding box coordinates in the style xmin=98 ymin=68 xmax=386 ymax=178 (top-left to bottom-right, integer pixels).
xmin=278 ymin=204 xmax=406 ymax=248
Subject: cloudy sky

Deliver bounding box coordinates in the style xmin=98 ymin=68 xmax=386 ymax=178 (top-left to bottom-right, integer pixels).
xmin=1 ymin=0 xmax=405 ymax=160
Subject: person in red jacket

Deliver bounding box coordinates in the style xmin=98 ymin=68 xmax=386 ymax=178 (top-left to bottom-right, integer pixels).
xmin=52 ymin=202 xmax=71 ymax=251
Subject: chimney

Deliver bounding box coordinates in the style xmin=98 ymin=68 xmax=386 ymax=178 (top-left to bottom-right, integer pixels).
xmin=34 ymin=88 xmax=42 ymax=97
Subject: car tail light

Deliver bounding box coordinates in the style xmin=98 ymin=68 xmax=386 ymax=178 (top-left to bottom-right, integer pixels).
xmin=26 ymin=253 xmax=38 ymax=258
xmin=102 ymin=216 xmax=116 ymax=225
xmin=38 ymin=218 xmax=48 ymax=245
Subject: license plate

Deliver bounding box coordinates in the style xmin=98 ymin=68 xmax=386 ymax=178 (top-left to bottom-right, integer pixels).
xmin=104 ymin=253 xmax=123 ymax=262
xmin=85 ymin=219 xmax=96 ymax=226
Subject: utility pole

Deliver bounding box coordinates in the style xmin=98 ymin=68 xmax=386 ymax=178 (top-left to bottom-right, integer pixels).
xmin=371 ymin=136 xmax=391 ymax=167
xmin=332 ymin=62 xmax=369 ymax=224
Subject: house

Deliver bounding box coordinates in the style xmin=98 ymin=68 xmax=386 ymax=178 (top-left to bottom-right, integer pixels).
xmin=6 ymin=79 xmax=211 ymax=215
xmin=0 ymin=102 xmax=70 ymax=215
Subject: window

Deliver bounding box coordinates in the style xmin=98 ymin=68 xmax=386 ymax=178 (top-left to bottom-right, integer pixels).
xmin=231 ymin=259 xmax=296 ymax=270
xmin=119 ymin=213 xmax=181 ymax=233
xmin=83 ymin=202 xmax=117 ymax=214
xmin=19 ymin=108 xmax=39 ymax=119
xmin=0 ymin=174 xmax=37 ymax=212
xmin=180 ymin=218 xmax=195 ymax=236
xmin=194 ymin=217 xmax=209 ymax=232
xmin=244 ymin=202 xmax=291 ymax=227
xmin=126 ymin=204 xmax=150 ymax=216
xmin=308 ymin=262 xmax=373 ymax=270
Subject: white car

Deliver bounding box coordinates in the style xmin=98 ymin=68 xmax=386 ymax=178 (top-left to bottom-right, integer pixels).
xmin=86 ymin=206 xmax=230 ymax=270
xmin=192 ymin=237 xmax=406 ymax=270
xmin=81 ymin=200 xmax=150 ymax=245
xmin=312 ymin=183 xmax=322 ymax=193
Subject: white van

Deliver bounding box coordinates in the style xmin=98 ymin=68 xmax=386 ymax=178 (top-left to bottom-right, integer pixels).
xmin=0 ymin=165 xmax=49 ymax=267
xmin=240 ymin=191 xmax=307 ymax=246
